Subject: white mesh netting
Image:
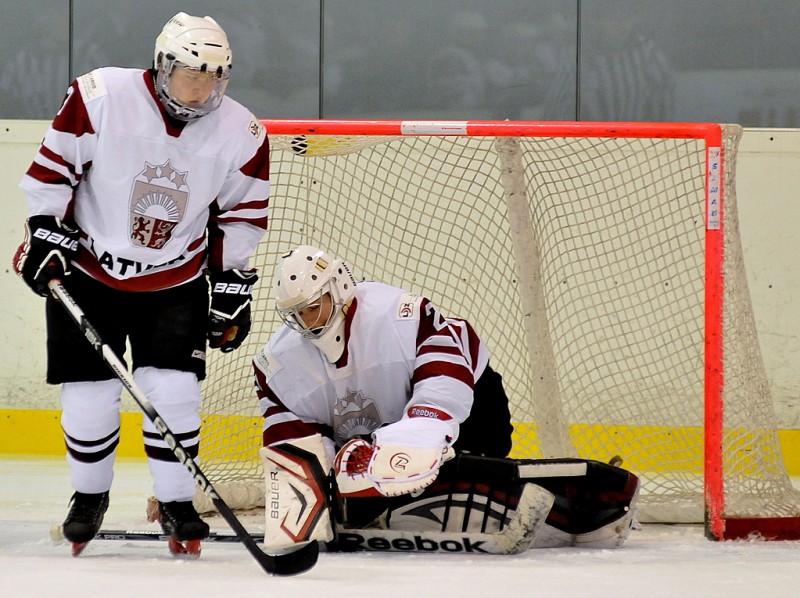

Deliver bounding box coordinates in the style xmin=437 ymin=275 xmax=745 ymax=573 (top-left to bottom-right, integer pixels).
xmin=195 ymin=122 xmax=800 ymax=528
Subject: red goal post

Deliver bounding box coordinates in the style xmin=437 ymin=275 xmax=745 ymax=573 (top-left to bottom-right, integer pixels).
xmin=197 ymin=119 xmax=800 ymax=541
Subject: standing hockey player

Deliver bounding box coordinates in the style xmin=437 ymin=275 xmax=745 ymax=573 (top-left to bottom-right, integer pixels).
xmin=254 ymin=246 xmax=640 ymax=556
xmin=13 ymin=12 xmax=270 ymax=557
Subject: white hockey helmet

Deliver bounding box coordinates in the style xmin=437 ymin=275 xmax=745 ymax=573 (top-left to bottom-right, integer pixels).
xmin=274 ymin=246 xmax=357 ymax=362
xmin=153 ymin=12 xmax=232 ymax=121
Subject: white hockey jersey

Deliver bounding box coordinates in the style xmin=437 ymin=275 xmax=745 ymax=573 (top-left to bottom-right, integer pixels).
xmin=253 ymin=282 xmax=490 ymax=448
xmin=19 ymin=67 xmax=270 ymax=291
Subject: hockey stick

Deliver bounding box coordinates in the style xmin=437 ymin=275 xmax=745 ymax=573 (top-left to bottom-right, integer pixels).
xmin=50 ymin=526 xmax=264 ymax=543
xmin=48 ymin=280 xmax=318 ymax=576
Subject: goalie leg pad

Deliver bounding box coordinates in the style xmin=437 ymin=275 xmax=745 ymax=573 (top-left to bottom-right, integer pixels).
xmin=573 ymin=477 xmax=640 ymax=548
xmin=260 ymin=434 xmax=334 ymax=555
xmin=335 ymin=479 xmax=554 ymax=555
xmin=520 ymin=458 xmax=641 ymax=548
xmin=533 ymin=481 xmax=640 ymax=548
xmin=375 ymin=452 xmax=641 ymax=549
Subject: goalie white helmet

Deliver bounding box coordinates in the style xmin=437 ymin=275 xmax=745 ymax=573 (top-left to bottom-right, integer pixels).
xmin=153 ymin=12 xmax=232 ymax=121
xmin=274 ymin=246 xmax=357 ymax=362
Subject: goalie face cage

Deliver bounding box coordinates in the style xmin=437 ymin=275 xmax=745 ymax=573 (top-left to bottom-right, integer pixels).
xmin=198 ymin=120 xmax=800 ymax=541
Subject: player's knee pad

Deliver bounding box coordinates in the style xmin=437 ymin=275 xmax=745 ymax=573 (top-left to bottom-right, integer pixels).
xmin=260 ymin=434 xmax=335 ymax=555
xmin=134 ymin=366 xmax=201 ymax=433
xmin=61 ymin=379 xmax=123 ymax=440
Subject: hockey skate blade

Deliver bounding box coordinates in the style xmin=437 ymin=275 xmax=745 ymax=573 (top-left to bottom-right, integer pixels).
xmin=51 ymin=525 xmax=97 ymax=556
xmin=168 ymin=537 xmax=202 ymax=558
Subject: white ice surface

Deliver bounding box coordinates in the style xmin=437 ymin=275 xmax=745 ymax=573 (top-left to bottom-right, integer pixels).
xmin=2 ymin=456 xmax=799 ymax=598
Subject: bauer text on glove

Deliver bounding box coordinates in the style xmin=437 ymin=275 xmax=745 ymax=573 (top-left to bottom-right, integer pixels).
xmin=208 ymin=268 xmax=258 ymax=352
xmin=13 ymin=215 xmax=79 ymax=297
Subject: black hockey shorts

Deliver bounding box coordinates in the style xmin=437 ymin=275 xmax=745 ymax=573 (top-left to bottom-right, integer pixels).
xmin=45 ymin=269 xmax=209 ymax=384
xmin=453 ymin=364 xmax=514 ymax=458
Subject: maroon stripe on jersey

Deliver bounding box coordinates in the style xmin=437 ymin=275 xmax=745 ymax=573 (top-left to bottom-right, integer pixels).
xmin=214 ymin=199 xmax=269 ymax=229
xmin=74 ymin=245 xmax=206 ymax=292
xmin=453 ymin=317 xmax=483 ymax=369
xmin=240 ymin=138 xmax=270 ymax=181
xmin=51 ymin=81 xmax=95 ymax=136
xmin=214 ymin=213 xmax=269 ymax=229
xmin=420 ymin=313 xmax=483 ymax=375
xmin=186 ymin=235 xmax=205 ymax=252
xmin=412 ymin=361 xmax=475 ymax=388
xmin=25 ymin=161 xmax=74 ymax=187
xmin=416 ymin=298 xmax=460 ymax=348
xmin=418 ymin=343 xmax=464 ymax=357
xmin=37 ymin=143 xmax=88 ymax=179
xmin=229 ymin=198 xmax=269 ymax=212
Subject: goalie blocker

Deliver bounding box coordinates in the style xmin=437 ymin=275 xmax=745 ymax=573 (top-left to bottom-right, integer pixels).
xmin=261 ymin=435 xmax=639 ymax=555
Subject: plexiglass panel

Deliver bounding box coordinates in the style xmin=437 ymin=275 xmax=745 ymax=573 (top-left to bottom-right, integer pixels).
xmin=1 ymin=0 xmax=800 ymax=125
xmin=580 ymin=0 xmax=800 ymax=125
xmin=322 ymin=0 xmax=577 ymax=119
xmin=0 ymin=1 xmax=70 ymax=118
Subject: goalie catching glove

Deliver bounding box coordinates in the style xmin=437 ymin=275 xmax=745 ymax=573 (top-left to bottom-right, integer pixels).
xmin=335 ymin=416 xmax=454 ymax=498
xmin=208 ymin=268 xmax=258 ymax=352
xmin=13 ymin=215 xmax=79 ymax=296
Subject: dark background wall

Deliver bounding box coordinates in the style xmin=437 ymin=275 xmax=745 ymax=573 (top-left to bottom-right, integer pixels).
xmin=2 ymin=1 xmax=798 ymax=125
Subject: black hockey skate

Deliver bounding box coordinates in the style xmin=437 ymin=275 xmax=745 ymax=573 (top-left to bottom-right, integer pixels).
xmin=62 ymin=491 xmax=109 ymax=556
xmin=154 ymin=500 xmax=210 ymax=557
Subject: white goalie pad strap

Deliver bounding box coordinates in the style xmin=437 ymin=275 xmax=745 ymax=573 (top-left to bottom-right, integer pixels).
xmin=260 ymin=434 xmax=334 ymax=555
xmin=368 ymin=417 xmax=453 ymax=497
xmin=335 ymin=483 xmax=555 ymax=555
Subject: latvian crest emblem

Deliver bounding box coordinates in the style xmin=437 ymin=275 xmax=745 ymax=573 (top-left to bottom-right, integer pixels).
xmin=129 ymin=161 xmax=188 ymax=249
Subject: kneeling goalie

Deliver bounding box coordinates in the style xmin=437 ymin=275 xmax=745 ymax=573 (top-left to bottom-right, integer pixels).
xmin=255 ymin=246 xmax=639 ymax=556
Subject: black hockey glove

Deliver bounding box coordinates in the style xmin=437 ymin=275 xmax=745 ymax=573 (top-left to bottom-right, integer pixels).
xmin=208 ymin=268 xmax=259 ymax=353
xmin=14 ymin=215 xmax=80 ymax=297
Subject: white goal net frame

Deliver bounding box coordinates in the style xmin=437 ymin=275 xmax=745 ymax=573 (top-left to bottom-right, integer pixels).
xmin=197 ymin=119 xmax=800 ymax=541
